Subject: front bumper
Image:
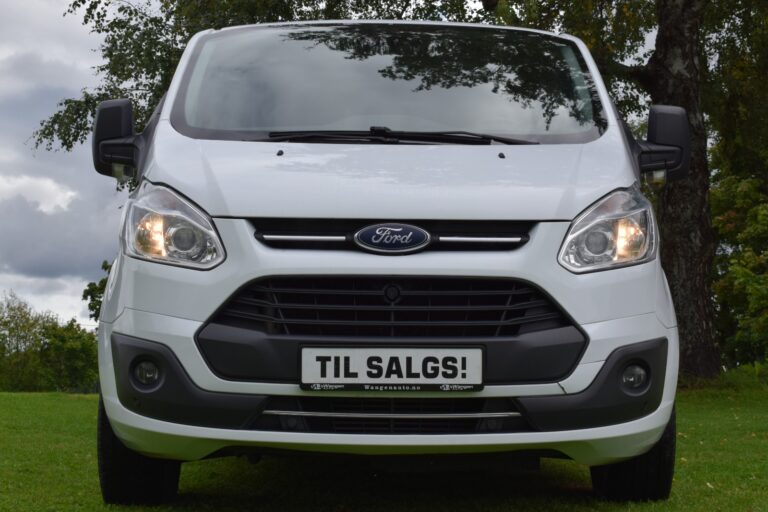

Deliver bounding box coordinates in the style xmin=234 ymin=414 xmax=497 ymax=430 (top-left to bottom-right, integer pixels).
xmin=112 ymin=331 xmax=667 ymax=432
xmin=99 ymin=308 xmax=678 ymax=465
xmin=98 ymin=219 xmax=679 ymax=465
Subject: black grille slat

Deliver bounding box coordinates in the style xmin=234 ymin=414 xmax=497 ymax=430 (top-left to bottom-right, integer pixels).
xmin=232 ymin=296 xmax=549 ymax=312
xmin=212 ymin=277 xmax=570 ymax=337
xmin=220 ymin=309 xmax=563 ymax=327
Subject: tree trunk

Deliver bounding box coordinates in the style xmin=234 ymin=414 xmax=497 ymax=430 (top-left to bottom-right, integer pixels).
xmin=647 ymin=0 xmax=721 ymax=378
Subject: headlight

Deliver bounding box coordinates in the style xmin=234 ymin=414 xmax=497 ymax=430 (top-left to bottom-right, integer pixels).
xmin=558 ymin=185 xmax=657 ymax=273
xmin=122 ymin=182 xmax=225 ymax=269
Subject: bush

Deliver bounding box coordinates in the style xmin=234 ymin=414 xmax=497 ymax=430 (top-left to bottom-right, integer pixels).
xmin=0 ymin=292 xmax=98 ymax=392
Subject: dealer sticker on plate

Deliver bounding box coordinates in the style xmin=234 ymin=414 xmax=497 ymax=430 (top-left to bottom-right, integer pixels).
xmin=300 ymin=347 xmax=483 ymax=391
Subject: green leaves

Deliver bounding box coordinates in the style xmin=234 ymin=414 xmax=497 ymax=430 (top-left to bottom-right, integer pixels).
xmin=712 ymin=176 xmax=768 ymax=364
xmin=81 ymin=260 xmax=110 ymax=322
xmin=0 ymin=292 xmax=98 ymax=392
xmin=706 ymin=1 xmax=768 ymax=366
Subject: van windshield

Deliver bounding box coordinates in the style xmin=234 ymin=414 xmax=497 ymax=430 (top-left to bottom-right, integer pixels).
xmin=171 ymin=24 xmax=606 ymax=144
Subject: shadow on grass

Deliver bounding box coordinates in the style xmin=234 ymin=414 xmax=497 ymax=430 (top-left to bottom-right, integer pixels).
xmin=171 ymin=454 xmax=598 ymax=512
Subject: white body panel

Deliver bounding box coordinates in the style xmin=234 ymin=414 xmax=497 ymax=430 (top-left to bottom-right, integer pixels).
xmin=98 ymin=20 xmax=679 ymax=466
xmin=145 ymin=123 xmax=634 ymax=221
xmin=100 ymin=220 xmax=678 ymax=464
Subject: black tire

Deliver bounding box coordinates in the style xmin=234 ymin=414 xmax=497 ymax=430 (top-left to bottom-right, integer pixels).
xmin=590 ymin=409 xmax=676 ymax=501
xmin=97 ymin=398 xmax=181 ymax=505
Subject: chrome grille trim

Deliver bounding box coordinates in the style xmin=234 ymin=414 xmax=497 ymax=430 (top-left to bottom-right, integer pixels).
xmin=261 ymin=234 xmax=347 ymax=242
xmin=438 ymin=236 xmax=523 ymax=243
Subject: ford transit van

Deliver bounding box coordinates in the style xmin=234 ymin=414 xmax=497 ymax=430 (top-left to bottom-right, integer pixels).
xmin=92 ymin=21 xmax=688 ymax=504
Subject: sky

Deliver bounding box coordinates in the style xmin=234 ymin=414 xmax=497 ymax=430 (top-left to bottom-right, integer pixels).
xmin=0 ymin=0 xmax=127 ymax=328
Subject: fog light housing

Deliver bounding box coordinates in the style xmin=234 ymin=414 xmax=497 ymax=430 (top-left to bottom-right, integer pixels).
xmin=133 ymin=360 xmax=161 ymax=387
xmin=621 ymin=363 xmax=649 ymax=394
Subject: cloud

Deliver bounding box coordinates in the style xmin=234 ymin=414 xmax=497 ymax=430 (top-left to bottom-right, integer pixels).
xmin=0 ymin=0 xmax=103 ymax=71
xmin=0 ymin=191 xmax=123 ymax=280
xmin=0 ymin=51 xmax=95 ymax=100
xmin=0 ymin=174 xmax=77 ymax=213
xmin=0 ymin=272 xmax=94 ymax=327
xmin=0 ymin=0 xmax=124 ymax=326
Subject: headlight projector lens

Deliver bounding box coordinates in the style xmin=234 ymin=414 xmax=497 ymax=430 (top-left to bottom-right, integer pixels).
xmin=167 ymin=224 xmax=203 ymax=257
xmin=585 ymin=229 xmax=611 ymax=255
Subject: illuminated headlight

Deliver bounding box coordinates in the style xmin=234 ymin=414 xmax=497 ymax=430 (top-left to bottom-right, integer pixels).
xmin=558 ymin=185 xmax=657 ymax=273
xmin=123 ymin=182 xmax=225 ymax=269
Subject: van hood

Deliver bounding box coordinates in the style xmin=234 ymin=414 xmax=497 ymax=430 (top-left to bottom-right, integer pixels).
xmin=146 ymin=122 xmax=635 ymax=221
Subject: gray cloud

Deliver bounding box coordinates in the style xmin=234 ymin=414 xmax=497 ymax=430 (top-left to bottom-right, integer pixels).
xmin=0 ymin=0 xmax=102 ymax=70
xmin=0 ymin=51 xmax=95 ymax=100
xmin=0 ymin=191 xmax=122 ymax=281
xmin=0 ymin=84 xmax=127 ymax=282
xmin=0 ymin=0 xmax=125 ymax=320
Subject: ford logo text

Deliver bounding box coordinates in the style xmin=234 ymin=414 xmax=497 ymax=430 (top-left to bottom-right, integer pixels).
xmin=354 ymin=223 xmax=431 ymax=254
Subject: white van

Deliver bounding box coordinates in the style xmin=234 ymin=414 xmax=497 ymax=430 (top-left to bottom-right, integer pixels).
xmin=93 ymin=21 xmax=688 ymax=504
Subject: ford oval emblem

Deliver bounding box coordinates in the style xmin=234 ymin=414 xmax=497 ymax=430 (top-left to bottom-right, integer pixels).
xmin=354 ymin=223 xmax=431 ymax=254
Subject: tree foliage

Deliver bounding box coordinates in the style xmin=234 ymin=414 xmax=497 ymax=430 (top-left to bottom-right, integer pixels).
xmin=82 ymin=260 xmax=111 ymax=321
xmin=33 ymin=0 xmax=768 ymax=375
xmin=0 ymin=292 xmax=98 ymax=392
xmin=706 ymin=1 xmax=768 ymax=365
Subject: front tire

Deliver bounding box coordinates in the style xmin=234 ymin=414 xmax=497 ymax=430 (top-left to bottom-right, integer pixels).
xmin=590 ymin=408 xmax=676 ymax=501
xmin=97 ymin=398 xmax=181 ymax=505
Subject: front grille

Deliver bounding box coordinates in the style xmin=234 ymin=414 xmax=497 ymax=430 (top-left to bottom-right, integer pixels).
xmin=252 ymin=218 xmax=533 ymax=252
xmin=250 ymin=397 xmax=531 ymax=434
xmin=212 ymin=276 xmax=570 ymax=337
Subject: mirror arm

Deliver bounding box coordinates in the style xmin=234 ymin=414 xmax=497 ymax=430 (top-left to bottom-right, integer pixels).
xmin=100 ymin=137 xmax=137 ymax=165
xmin=637 ymin=141 xmax=682 ymax=173
xmin=98 ymin=136 xmax=144 ymax=181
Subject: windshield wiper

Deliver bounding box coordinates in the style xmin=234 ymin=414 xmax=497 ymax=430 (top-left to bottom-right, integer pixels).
xmin=368 ymin=126 xmax=539 ymax=145
xmin=264 ymin=130 xmax=399 ymax=143
xmin=265 ymin=127 xmax=538 ymax=145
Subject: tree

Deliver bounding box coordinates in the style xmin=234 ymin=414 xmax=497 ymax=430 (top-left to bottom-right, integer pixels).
xmin=83 ymin=260 xmax=111 ymax=321
xmin=39 ymin=318 xmax=99 ymax=392
xmin=0 ymin=291 xmax=47 ymax=390
xmin=0 ymin=292 xmax=98 ymax=392
xmin=706 ymin=1 xmax=768 ymax=365
xmin=35 ymin=0 xmax=766 ymax=377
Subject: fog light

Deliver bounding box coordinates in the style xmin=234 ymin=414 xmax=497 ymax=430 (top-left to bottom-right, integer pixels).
xmin=621 ymin=364 xmax=649 ymax=392
xmin=133 ymin=360 xmax=160 ymax=386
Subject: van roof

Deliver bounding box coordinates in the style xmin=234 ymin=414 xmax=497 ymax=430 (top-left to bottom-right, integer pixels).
xmin=202 ymin=19 xmax=575 ymax=43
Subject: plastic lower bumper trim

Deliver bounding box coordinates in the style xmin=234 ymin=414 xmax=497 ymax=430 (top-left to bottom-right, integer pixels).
xmin=517 ymin=337 xmax=667 ymax=431
xmin=110 ymin=334 xmax=666 ymax=431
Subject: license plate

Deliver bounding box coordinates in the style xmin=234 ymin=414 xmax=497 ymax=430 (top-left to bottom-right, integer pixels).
xmin=300 ymin=347 xmax=483 ymax=391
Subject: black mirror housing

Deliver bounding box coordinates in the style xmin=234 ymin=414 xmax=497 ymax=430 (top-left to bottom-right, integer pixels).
xmin=637 ymin=105 xmax=691 ymax=182
xmin=92 ymin=99 xmax=136 ymax=177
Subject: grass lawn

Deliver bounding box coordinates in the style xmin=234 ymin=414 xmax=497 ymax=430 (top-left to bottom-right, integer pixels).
xmin=1 ymin=370 xmax=766 ymax=511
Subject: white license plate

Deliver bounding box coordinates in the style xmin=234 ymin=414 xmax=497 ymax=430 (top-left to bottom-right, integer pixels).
xmin=300 ymin=347 xmax=483 ymax=391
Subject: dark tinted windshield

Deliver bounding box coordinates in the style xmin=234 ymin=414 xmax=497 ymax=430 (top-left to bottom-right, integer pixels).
xmin=172 ymin=23 xmax=606 ymax=144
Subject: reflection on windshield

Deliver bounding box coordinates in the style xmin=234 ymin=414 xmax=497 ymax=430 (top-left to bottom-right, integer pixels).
xmin=286 ymin=26 xmax=604 ymax=130
xmin=174 ymin=24 xmax=606 ymax=144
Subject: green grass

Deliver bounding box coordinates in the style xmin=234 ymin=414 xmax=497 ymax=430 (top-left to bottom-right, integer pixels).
xmin=1 ymin=370 xmax=766 ymax=511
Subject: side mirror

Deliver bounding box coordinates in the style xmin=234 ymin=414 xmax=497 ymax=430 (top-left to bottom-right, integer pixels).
xmin=92 ymin=99 xmax=139 ymax=178
xmin=637 ymin=105 xmax=691 ymax=183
